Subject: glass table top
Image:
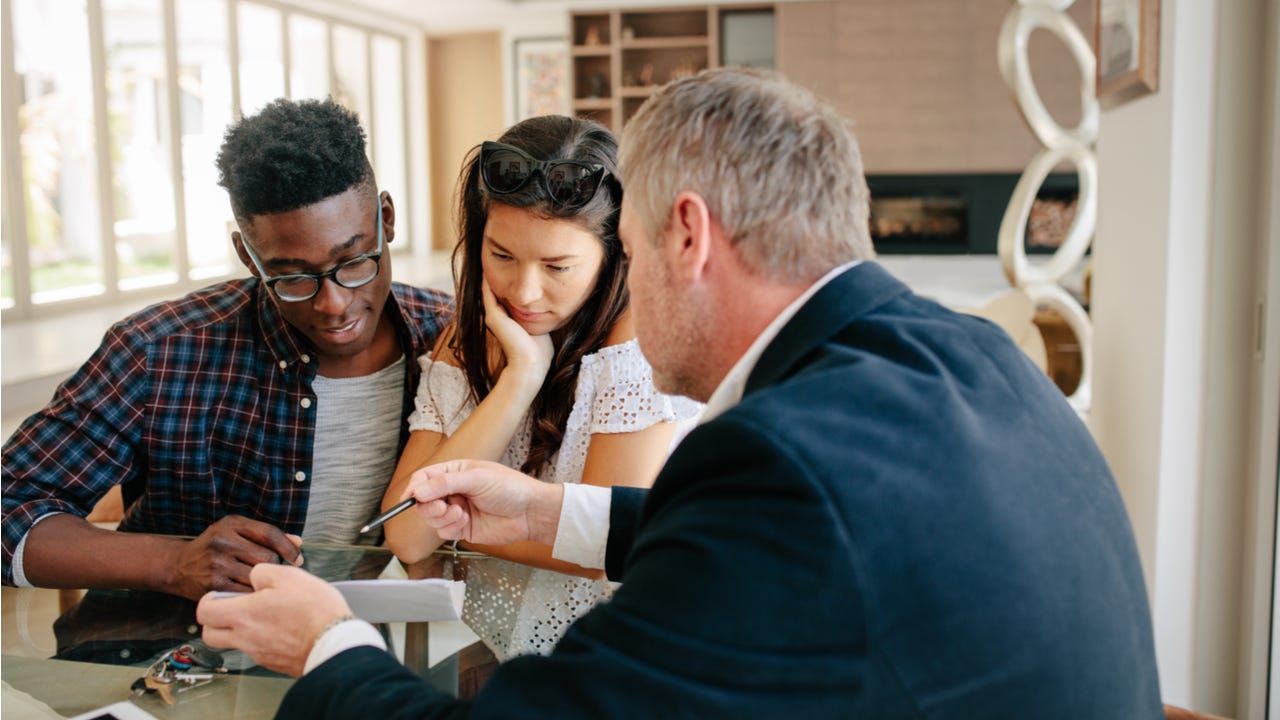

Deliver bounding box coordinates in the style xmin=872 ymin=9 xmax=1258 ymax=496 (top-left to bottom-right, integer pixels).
xmin=2 ymin=543 xmax=491 ymax=718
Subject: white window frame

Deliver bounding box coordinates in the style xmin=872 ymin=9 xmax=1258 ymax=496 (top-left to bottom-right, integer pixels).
xmin=0 ymin=0 xmax=424 ymax=322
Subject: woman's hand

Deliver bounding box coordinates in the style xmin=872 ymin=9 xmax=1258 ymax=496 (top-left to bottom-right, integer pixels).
xmin=482 ymin=279 xmax=554 ymax=384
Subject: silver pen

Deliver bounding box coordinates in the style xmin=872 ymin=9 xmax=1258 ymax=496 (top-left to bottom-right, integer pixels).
xmin=359 ymin=497 xmax=415 ymax=534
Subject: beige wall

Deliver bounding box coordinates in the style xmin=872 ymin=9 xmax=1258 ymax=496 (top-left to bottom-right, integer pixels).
xmin=427 ymin=32 xmax=506 ymax=251
xmin=1248 ymin=1 xmax=1280 ymax=715
xmin=1092 ymin=0 xmax=1278 ymax=714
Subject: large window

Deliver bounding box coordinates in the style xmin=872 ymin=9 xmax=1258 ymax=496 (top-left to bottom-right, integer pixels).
xmin=288 ymin=14 xmax=329 ymax=101
xmin=177 ymin=0 xmax=235 ymax=280
xmin=371 ymin=34 xmax=407 ymax=223
xmin=0 ymin=0 xmax=414 ymax=319
xmin=104 ymin=0 xmax=178 ymax=291
xmin=237 ymin=3 xmax=284 ymax=116
xmin=332 ymin=24 xmax=370 ymax=142
xmin=10 ymin=0 xmax=105 ymax=305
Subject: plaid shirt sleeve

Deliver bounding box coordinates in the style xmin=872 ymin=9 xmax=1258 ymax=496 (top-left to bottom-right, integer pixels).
xmin=1 ymin=282 xmax=453 ymax=589
xmin=1 ymin=320 xmax=150 ymax=586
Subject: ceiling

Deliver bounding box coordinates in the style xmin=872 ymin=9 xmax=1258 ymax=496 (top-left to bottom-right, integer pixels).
xmin=336 ymin=0 xmax=736 ymax=32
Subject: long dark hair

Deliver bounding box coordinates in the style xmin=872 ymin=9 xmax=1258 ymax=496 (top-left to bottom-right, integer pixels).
xmin=451 ymin=115 xmax=628 ymax=476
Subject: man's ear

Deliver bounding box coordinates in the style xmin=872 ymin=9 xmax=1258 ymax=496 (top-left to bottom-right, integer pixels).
xmin=231 ymin=231 xmax=257 ymax=277
xmin=665 ymin=190 xmax=713 ymax=282
xmin=379 ymin=191 xmax=396 ymax=245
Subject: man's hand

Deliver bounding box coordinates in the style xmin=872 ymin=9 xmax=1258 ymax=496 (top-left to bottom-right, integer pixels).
xmin=166 ymin=515 xmax=304 ymax=600
xmin=403 ymin=459 xmax=564 ymax=547
xmin=198 ymin=563 xmax=350 ymax=677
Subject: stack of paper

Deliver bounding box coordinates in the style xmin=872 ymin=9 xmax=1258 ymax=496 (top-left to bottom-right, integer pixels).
xmin=333 ymin=578 xmax=466 ymax=623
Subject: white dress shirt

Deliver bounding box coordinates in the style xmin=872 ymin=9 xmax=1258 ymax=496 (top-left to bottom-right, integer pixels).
xmin=304 ymin=618 xmax=387 ymax=674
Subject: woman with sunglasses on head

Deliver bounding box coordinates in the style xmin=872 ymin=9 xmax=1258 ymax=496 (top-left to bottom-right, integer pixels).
xmin=380 ymin=115 xmax=701 ymax=684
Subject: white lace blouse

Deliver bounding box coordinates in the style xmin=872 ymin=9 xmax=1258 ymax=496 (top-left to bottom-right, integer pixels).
xmin=407 ymin=339 xmax=703 ymax=659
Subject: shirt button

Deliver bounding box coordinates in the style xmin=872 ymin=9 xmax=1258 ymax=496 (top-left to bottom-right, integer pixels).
xmin=295 ymin=471 xmax=306 ymax=482
xmin=301 ymin=354 xmax=311 ymax=364
xmin=278 ymin=360 xmax=287 ymax=370
xmin=300 ymin=398 xmax=312 ymax=409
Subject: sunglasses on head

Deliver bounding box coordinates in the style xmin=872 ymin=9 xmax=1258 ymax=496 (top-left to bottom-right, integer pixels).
xmin=479 ymin=141 xmax=610 ymax=210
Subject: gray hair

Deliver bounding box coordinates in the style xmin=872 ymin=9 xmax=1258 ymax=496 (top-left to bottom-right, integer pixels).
xmin=619 ymin=67 xmax=874 ymax=283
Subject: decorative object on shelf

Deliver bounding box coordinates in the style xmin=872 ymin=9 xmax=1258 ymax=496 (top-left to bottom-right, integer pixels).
xmin=1094 ymin=0 xmax=1159 ymax=106
xmin=584 ymin=26 xmax=601 ymax=46
xmin=587 ymin=72 xmax=608 ymax=99
xmin=1027 ymin=195 xmax=1078 ymax=248
xmin=997 ymin=0 xmax=1099 ymax=416
xmin=514 ymin=36 xmax=570 ymax=120
xmin=571 ymin=5 xmax=770 ymax=132
xmin=668 ymin=57 xmax=699 ymax=82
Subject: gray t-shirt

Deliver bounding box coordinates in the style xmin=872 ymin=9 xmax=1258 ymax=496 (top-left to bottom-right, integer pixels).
xmin=303 ymin=356 xmax=405 ymax=546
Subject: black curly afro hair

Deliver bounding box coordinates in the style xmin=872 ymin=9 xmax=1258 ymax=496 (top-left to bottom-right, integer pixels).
xmin=216 ymin=98 xmax=374 ymax=223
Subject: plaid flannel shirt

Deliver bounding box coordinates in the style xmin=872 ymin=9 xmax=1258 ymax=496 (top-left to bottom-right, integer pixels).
xmin=1 ymin=279 xmax=451 ymax=586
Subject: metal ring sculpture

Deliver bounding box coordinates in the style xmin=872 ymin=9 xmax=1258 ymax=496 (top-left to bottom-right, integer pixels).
xmin=997 ymin=1 xmax=1099 ymax=415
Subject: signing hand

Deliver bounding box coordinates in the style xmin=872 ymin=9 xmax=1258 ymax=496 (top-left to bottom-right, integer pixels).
xmin=403 ymin=459 xmax=564 ymax=547
xmin=166 ymin=515 xmax=303 ymax=600
xmin=198 ymin=563 xmax=350 ymax=677
xmin=481 ymin=278 xmax=554 ymax=381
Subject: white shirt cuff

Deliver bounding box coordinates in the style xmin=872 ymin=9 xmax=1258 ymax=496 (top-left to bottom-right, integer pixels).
xmin=303 ymin=619 xmax=387 ymax=675
xmin=551 ymin=484 xmax=612 ymax=570
xmin=13 ymin=512 xmax=64 ymax=587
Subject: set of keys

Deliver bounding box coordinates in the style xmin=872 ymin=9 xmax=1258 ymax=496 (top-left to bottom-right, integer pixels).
xmin=129 ymin=644 xmax=228 ymax=705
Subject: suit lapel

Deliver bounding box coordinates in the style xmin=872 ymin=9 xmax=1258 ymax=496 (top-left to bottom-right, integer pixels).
xmin=744 ymin=262 xmax=910 ymax=395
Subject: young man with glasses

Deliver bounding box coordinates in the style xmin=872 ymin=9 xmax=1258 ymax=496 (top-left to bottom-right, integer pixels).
xmin=1 ymin=98 xmax=450 ymax=601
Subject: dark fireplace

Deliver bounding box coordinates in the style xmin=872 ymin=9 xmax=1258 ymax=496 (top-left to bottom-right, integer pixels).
xmin=866 ymin=173 xmax=1078 ymax=255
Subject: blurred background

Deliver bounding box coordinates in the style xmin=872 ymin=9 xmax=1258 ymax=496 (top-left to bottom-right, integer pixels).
xmin=1 ymin=1 xmax=1277 ymax=717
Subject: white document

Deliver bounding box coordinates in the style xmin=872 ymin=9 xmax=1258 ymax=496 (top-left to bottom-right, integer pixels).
xmin=66 ymin=700 xmax=161 ymax=720
xmin=208 ymin=578 xmax=466 ymax=623
xmin=3 ymin=681 xmax=67 ymax=720
xmin=333 ymin=578 xmax=466 ymax=623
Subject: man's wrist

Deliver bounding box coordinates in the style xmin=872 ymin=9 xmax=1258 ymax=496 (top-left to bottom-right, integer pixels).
xmin=153 ymin=535 xmax=192 ymax=597
xmin=312 ymin=613 xmax=357 ymax=645
xmin=528 ymin=483 xmax=564 ymax=546
xmin=304 ymin=617 xmax=385 ymax=675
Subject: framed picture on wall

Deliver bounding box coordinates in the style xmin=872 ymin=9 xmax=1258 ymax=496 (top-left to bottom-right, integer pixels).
xmin=1094 ymin=0 xmax=1160 ymax=106
xmin=514 ymin=36 xmax=570 ymax=121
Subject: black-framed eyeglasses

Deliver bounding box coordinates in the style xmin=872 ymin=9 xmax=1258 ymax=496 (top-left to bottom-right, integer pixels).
xmin=242 ymin=199 xmax=384 ymax=303
xmin=479 ymin=141 xmax=610 ymax=210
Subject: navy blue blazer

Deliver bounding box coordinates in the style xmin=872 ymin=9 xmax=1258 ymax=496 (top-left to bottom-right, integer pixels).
xmin=280 ymin=263 xmax=1162 ymax=719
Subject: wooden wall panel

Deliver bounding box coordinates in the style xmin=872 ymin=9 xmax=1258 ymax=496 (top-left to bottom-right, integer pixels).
xmin=775 ymin=1 xmax=838 ymax=104
xmin=776 ymin=0 xmax=1094 ymax=174
xmin=836 ymin=0 xmax=972 ymax=172
xmin=427 ymin=32 xmax=505 ymax=250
